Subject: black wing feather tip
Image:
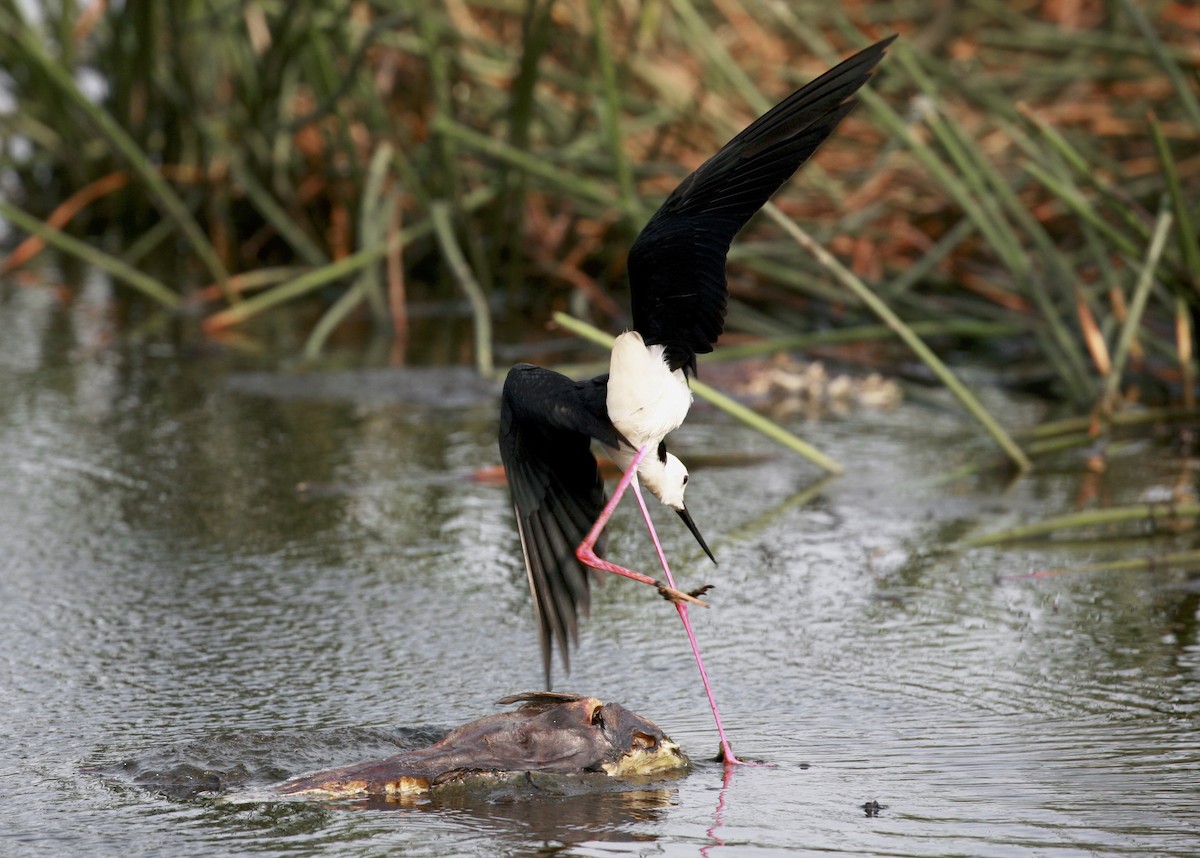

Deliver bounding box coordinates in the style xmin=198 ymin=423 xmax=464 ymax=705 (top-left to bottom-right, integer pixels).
xmin=499 ymin=365 xmax=615 ymax=686
xmin=629 ymin=37 xmax=895 ymax=373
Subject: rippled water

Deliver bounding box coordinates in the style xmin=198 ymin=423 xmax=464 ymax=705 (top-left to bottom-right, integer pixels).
xmin=2 ymin=278 xmax=1198 ymax=856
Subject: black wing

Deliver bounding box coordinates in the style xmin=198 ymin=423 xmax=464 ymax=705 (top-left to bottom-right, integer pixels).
xmin=628 ymin=36 xmax=895 ymax=374
xmin=498 ymin=364 xmax=626 ymax=686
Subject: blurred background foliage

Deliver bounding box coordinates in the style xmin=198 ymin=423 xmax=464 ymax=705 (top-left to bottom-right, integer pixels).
xmin=0 ymin=0 xmax=1198 ymax=421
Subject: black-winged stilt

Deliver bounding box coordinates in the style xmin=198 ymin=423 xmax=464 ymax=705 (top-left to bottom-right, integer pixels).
xmin=499 ymin=37 xmax=894 ymax=766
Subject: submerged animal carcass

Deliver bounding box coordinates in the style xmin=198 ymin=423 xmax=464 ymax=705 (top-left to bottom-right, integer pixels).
xmin=278 ymin=693 xmax=689 ymax=800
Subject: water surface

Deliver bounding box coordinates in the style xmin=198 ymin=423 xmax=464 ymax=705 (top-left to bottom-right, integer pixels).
xmin=2 ymin=278 xmax=1197 ymax=856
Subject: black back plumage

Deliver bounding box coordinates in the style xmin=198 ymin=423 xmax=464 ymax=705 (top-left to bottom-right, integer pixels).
xmin=628 ymin=37 xmax=895 ymax=374
xmin=499 ymin=364 xmax=627 ymax=685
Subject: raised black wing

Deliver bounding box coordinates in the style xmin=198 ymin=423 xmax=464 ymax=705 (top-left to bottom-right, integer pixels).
xmin=498 ymin=364 xmax=626 ymax=686
xmin=628 ymin=37 xmax=895 ymax=374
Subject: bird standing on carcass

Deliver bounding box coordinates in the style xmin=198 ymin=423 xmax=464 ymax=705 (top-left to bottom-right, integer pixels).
xmin=500 ymin=37 xmax=895 ymax=766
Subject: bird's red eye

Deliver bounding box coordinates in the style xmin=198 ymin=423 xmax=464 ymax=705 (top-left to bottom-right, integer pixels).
xmin=590 ymin=705 xmax=605 ymax=727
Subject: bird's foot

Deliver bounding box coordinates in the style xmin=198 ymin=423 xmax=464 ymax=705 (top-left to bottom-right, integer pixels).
xmin=715 ymin=745 xmax=772 ymax=768
xmin=655 ymin=581 xmax=711 ymax=607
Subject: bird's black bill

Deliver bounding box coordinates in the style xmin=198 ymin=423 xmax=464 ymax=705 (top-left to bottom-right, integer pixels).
xmin=677 ymin=506 xmax=717 ymax=564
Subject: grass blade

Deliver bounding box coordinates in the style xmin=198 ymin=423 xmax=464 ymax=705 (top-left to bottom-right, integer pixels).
xmin=1104 ymin=204 xmax=1174 ymax=403
xmin=1116 ymin=0 xmax=1200 ymax=127
xmin=431 ymin=200 xmax=493 ymax=378
xmin=203 ymin=187 xmax=494 ymax=332
xmin=0 ymin=200 xmax=180 ymax=309
xmin=764 ymin=202 xmax=1032 ymax=472
xmin=0 ymin=8 xmax=229 ymax=289
xmin=1148 ymin=113 xmax=1200 ymax=294
xmin=967 ymin=502 xmax=1200 ymax=547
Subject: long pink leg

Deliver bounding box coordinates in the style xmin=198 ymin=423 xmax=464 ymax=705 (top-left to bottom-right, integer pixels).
xmin=575 ymin=443 xmax=745 ymax=767
xmin=628 ymin=477 xmax=746 ymax=767
xmin=574 ymin=444 xmax=703 ymax=604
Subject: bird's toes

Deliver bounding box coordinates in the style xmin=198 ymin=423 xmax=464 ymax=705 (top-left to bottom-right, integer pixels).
xmin=655 ymin=581 xmax=710 ymax=608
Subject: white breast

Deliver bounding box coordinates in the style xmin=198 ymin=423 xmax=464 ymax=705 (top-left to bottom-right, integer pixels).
xmin=606 ymin=331 xmax=692 ymax=447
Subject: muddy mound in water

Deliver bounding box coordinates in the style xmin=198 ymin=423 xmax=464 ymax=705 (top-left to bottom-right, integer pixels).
xmin=85 ymin=694 xmax=687 ymax=807
xmin=279 ymin=693 xmax=689 ymax=800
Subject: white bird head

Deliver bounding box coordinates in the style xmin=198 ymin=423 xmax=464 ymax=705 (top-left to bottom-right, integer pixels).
xmin=641 ymin=450 xmax=716 ymax=564
xmin=653 ymin=452 xmax=690 ymax=509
